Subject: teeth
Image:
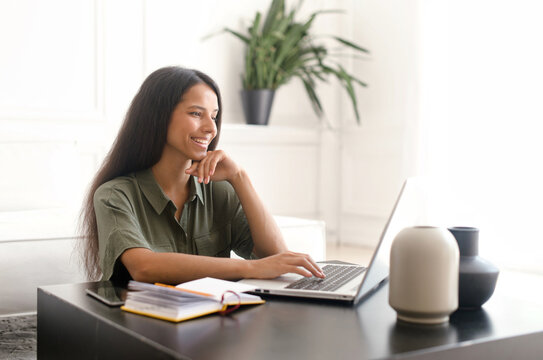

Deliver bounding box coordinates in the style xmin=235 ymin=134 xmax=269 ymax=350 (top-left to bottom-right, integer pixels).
xmin=192 ymin=138 xmax=208 ymax=145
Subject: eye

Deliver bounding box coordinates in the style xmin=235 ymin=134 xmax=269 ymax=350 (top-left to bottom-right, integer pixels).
xmin=189 ymin=111 xmax=201 ymax=117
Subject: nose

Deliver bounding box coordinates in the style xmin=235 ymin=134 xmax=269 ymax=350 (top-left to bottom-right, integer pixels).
xmin=202 ymin=113 xmax=217 ymax=134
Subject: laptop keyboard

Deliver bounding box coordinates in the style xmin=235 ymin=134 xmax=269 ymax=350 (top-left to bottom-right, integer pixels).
xmin=286 ymin=264 xmax=366 ymax=292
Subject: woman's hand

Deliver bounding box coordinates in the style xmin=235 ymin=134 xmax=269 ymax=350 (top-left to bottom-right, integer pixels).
xmin=185 ymin=150 xmax=240 ymax=184
xmin=246 ymin=252 xmax=325 ymax=279
xmin=186 ymin=151 xmax=318 ymax=280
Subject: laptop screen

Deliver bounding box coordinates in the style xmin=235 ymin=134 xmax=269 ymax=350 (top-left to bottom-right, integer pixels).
xmin=353 ymin=179 xmax=426 ymax=304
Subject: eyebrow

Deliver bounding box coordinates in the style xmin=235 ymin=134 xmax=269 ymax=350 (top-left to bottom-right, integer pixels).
xmin=188 ymin=105 xmax=219 ymax=113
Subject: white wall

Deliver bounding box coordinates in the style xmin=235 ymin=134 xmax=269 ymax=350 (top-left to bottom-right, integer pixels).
xmin=336 ymin=0 xmax=421 ymax=246
xmin=3 ymin=0 xmax=541 ymax=295
xmin=417 ymin=0 xmax=543 ymax=274
xmin=0 ymin=1 xmax=287 ymax=212
xmin=0 ymin=0 xmax=419 ymax=250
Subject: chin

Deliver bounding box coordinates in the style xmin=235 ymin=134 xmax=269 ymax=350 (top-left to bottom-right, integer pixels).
xmin=191 ymin=151 xmax=208 ymax=161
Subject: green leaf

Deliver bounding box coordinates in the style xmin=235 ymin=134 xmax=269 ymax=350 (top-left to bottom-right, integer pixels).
xmin=337 ymin=64 xmax=361 ymax=122
xmin=215 ymin=0 xmax=368 ymax=124
xmin=333 ymin=36 xmax=370 ymax=54
xmin=222 ymin=28 xmax=250 ymax=44
xmin=350 ymin=74 xmax=368 ymax=88
xmin=298 ymin=74 xmax=324 ymax=117
xmin=262 ymin=0 xmax=285 ymax=35
xmin=250 ymin=12 xmax=262 ymax=38
xmin=309 ymin=9 xmax=345 ymax=17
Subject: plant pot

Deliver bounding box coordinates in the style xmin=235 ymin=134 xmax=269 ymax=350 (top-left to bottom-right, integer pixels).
xmin=448 ymin=227 xmax=499 ymax=309
xmin=240 ymin=89 xmax=275 ymax=125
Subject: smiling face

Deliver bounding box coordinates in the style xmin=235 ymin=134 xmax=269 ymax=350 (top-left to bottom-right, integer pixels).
xmin=164 ymin=83 xmax=219 ymax=163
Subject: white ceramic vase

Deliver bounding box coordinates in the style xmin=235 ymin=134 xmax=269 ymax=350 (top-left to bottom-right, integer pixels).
xmin=389 ymin=226 xmax=459 ymax=325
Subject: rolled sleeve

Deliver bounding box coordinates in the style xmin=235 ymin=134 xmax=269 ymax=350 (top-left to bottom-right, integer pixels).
xmin=94 ymin=186 xmax=150 ymax=280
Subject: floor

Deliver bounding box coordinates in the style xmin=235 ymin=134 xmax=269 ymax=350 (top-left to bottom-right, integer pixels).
xmin=0 ymin=314 xmax=36 ymax=360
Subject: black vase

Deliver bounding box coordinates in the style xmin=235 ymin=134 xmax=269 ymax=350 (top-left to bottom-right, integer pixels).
xmin=448 ymin=227 xmax=499 ymax=309
xmin=240 ymin=89 xmax=275 ymax=125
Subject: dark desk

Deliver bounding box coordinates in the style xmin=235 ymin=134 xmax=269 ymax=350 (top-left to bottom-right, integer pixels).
xmin=38 ymin=272 xmax=543 ymax=359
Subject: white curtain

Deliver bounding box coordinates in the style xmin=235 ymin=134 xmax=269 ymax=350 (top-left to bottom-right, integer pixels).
xmin=419 ymin=0 xmax=543 ymax=274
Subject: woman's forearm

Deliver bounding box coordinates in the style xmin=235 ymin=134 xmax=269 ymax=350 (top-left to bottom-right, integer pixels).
xmin=121 ymin=248 xmax=252 ymax=284
xmin=121 ymin=247 xmax=324 ymax=284
xmin=228 ymin=169 xmax=288 ymax=257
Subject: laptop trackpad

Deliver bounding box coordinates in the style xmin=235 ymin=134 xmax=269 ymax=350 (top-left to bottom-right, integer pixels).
xmin=239 ymin=273 xmax=304 ymax=290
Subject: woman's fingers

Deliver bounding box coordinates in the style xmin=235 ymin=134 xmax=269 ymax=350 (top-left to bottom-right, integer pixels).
xmin=300 ymin=253 xmax=325 ymax=278
xmin=186 ymin=160 xmax=207 ymax=183
xmin=203 ymin=151 xmax=222 ymax=184
xmin=286 ymin=265 xmax=313 ymax=278
xmin=185 ymin=161 xmax=199 ymax=176
xmin=287 ymin=253 xmax=325 ymax=278
xmin=202 ymin=156 xmax=211 ymax=184
xmin=207 ymin=154 xmax=221 ymax=178
xmin=193 ymin=152 xmax=213 ymax=183
xmin=185 ymin=150 xmax=242 ymax=184
xmin=185 ymin=150 xmax=233 ymax=184
xmin=197 ymin=157 xmax=207 ymax=183
xmin=257 ymin=252 xmax=325 ymax=279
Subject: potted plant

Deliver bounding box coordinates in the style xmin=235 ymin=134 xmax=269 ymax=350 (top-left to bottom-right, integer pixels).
xmin=222 ymin=0 xmax=369 ymax=125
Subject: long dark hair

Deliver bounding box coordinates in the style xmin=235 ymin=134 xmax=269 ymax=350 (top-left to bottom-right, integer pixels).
xmin=78 ymin=66 xmax=223 ymax=279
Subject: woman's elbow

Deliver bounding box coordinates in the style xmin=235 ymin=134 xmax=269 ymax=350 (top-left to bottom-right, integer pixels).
xmin=120 ymin=248 xmax=158 ymax=283
xmin=128 ymin=266 xmax=156 ymax=283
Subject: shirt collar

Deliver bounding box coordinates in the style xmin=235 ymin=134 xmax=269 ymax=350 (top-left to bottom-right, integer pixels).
xmin=189 ymin=176 xmax=205 ymax=206
xmin=136 ymin=169 xmax=204 ymax=214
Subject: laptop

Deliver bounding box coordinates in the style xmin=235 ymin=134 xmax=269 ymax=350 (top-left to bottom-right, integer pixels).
xmin=239 ymin=179 xmax=415 ymax=305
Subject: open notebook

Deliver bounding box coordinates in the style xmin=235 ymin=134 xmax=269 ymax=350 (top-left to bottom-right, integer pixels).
xmin=122 ymin=277 xmax=264 ymax=322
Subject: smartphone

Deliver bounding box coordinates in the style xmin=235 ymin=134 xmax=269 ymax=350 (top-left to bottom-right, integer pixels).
xmin=85 ymin=281 xmax=128 ymax=306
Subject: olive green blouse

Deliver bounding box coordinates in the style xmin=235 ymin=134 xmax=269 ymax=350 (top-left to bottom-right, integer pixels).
xmin=93 ymin=168 xmax=254 ymax=282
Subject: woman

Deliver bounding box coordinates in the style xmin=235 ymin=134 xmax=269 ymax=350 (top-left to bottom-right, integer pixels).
xmin=79 ymin=66 xmax=324 ymax=284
